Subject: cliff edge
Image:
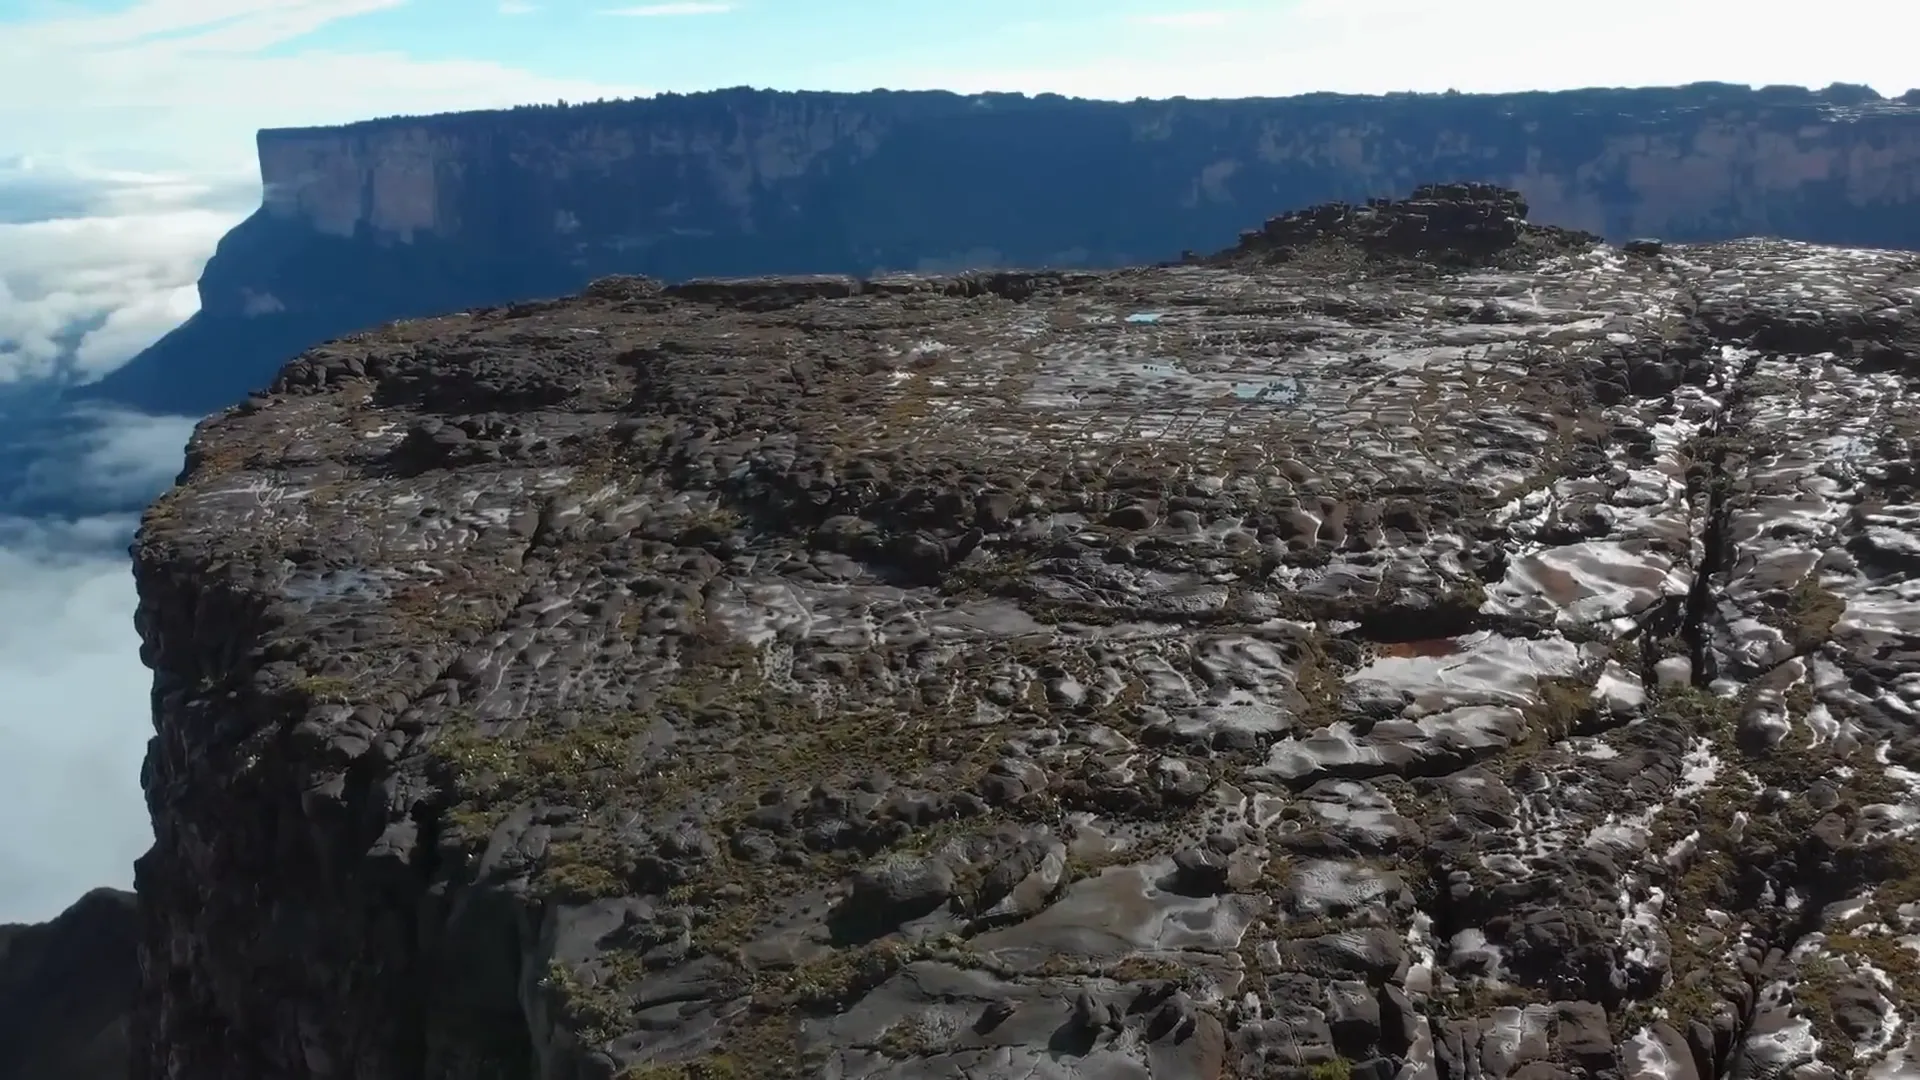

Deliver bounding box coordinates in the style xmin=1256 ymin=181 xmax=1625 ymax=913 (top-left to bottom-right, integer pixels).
xmin=88 ymin=82 xmax=1920 ymax=415
xmin=130 ymin=185 xmax=1920 ymax=1079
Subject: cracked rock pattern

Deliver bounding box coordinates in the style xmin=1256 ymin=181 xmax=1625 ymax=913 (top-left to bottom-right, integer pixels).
xmin=131 ymin=186 xmax=1920 ymax=1080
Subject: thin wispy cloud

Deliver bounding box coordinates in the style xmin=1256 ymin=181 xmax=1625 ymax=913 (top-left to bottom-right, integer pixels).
xmin=828 ymin=0 xmax=1915 ymax=102
xmin=1127 ymin=10 xmax=1236 ymax=28
xmin=601 ymin=2 xmax=734 ymax=16
xmin=19 ymin=0 xmax=403 ymax=52
xmin=0 ymin=0 xmax=644 ymax=169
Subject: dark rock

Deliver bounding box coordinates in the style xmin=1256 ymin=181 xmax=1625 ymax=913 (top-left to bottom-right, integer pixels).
xmin=0 ymin=889 xmax=138 ymax=1080
xmin=1214 ymin=182 xmax=1599 ymax=269
xmin=123 ymin=183 xmax=1920 ymax=1080
xmin=843 ymin=855 xmax=957 ymax=923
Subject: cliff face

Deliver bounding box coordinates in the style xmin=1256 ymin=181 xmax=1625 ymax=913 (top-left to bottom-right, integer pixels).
xmin=88 ymin=83 xmax=1920 ymax=415
xmin=129 ymin=187 xmax=1920 ymax=1080
xmin=0 ymin=888 xmax=139 ymax=1080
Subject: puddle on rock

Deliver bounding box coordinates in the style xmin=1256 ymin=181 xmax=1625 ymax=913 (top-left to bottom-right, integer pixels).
xmin=1229 ymin=377 xmax=1303 ymax=404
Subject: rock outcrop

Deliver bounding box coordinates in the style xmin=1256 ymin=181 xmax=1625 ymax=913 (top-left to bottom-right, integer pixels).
xmin=0 ymin=888 xmax=139 ymax=1079
xmin=131 ymin=185 xmax=1920 ymax=1079
xmin=88 ymin=82 xmax=1920 ymax=415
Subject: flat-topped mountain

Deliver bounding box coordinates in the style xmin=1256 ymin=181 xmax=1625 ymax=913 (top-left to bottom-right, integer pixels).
xmin=85 ymin=82 xmax=1920 ymax=416
xmin=129 ymin=185 xmax=1920 ymax=1079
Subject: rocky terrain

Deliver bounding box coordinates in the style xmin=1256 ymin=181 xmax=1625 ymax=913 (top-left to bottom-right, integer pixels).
xmin=87 ymin=83 xmax=1920 ymax=415
xmin=130 ymin=184 xmax=1920 ymax=1079
xmin=0 ymin=888 xmax=139 ymax=1079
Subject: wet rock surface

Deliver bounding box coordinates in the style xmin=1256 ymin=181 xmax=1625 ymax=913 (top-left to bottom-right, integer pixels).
xmin=131 ymin=187 xmax=1920 ymax=1079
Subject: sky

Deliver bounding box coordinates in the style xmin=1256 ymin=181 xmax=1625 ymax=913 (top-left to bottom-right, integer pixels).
xmin=0 ymin=0 xmax=1914 ymax=922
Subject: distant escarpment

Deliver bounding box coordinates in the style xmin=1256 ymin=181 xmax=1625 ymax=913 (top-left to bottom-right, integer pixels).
xmin=0 ymin=888 xmax=138 ymax=1080
xmin=89 ymin=82 xmax=1920 ymax=414
xmin=131 ymin=185 xmax=1920 ymax=1080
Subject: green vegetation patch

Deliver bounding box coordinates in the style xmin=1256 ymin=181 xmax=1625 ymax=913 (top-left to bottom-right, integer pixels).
xmin=1503 ymin=672 xmax=1601 ymax=768
xmin=291 ymin=673 xmax=357 ymax=704
xmin=429 ymin=709 xmax=663 ymax=846
xmin=1306 ymin=1059 xmax=1356 ymax=1080
xmin=1761 ymin=575 xmax=1846 ymax=655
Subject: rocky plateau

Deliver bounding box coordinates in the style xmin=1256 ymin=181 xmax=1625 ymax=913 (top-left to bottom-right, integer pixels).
xmin=128 ymin=184 xmax=1920 ymax=1079
xmin=87 ymin=83 xmax=1920 ymax=416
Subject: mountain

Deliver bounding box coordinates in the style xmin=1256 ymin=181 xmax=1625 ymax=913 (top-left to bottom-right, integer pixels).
xmin=82 ymin=82 xmax=1920 ymax=416
xmin=0 ymin=888 xmax=139 ymax=1080
xmin=126 ymin=184 xmax=1920 ymax=1079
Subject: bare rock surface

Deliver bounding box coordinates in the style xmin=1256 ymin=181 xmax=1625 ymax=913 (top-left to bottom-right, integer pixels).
xmin=131 ymin=185 xmax=1920 ymax=1079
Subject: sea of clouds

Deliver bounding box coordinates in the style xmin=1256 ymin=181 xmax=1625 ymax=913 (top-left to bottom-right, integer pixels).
xmin=0 ymin=156 xmax=255 ymax=922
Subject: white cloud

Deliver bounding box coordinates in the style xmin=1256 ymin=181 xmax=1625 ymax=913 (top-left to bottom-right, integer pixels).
xmin=601 ymin=2 xmax=734 ymax=15
xmin=0 ymin=153 xmax=208 ymax=922
xmin=0 ymin=526 xmax=157 ymax=922
xmin=0 ymin=160 xmax=250 ymax=383
xmin=835 ymin=0 xmax=1918 ymax=99
xmin=16 ymin=407 xmax=201 ymax=508
xmin=0 ymin=1 xmax=646 ymax=171
xmin=0 ymin=404 xmax=197 ymax=923
xmin=1126 ymin=10 xmax=1236 ymax=28
xmin=0 ymin=0 xmax=645 ymax=926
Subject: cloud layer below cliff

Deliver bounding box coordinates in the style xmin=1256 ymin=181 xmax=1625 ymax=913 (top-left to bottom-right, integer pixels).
xmin=0 ymin=159 xmax=209 ymax=922
xmin=0 ymin=1 xmax=636 ymax=924
xmin=0 ymin=159 xmax=258 ymax=385
xmin=0 ymin=408 xmax=197 ymax=924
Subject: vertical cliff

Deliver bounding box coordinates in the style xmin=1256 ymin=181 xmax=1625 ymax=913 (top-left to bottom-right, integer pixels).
xmin=85 ymin=83 xmax=1920 ymax=415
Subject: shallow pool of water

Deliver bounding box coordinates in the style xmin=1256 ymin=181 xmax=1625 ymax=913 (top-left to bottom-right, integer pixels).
xmin=1230 ymin=377 xmax=1303 ymax=404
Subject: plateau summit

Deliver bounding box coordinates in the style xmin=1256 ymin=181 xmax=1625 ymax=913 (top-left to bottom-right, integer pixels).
xmin=85 ymin=83 xmax=1920 ymax=417
xmin=121 ymin=182 xmax=1920 ymax=1079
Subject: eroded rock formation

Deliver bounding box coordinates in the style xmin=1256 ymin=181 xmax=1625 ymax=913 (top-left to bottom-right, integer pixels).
xmin=132 ymin=185 xmax=1920 ymax=1079
xmin=90 ymin=83 xmax=1920 ymax=415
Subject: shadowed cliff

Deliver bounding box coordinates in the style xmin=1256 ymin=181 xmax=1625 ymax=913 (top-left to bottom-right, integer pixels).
xmin=0 ymin=889 xmax=138 ymax=1080
xmin=83 ymin=82 xmax=1920 ymax=416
